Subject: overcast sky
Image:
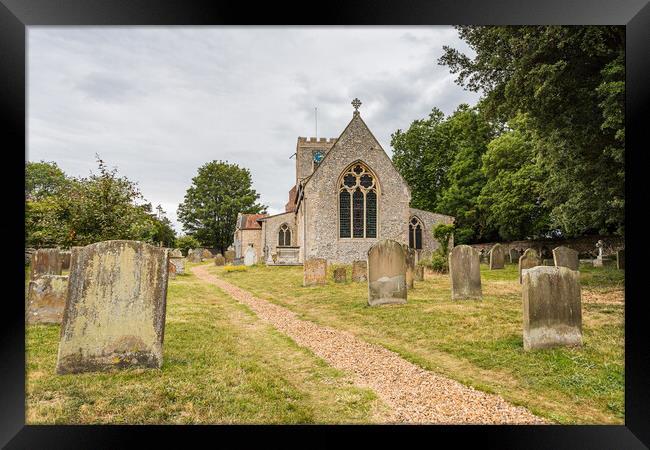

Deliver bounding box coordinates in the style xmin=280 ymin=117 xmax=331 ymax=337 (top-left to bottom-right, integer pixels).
xmin=28 ymin=27 xmax=480 ymax=232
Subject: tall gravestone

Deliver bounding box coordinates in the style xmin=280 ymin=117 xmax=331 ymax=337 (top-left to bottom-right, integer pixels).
xmin=244 ymin=246 xmax=256 ymax=266
xmin=509 ymin=248 xmax=521 ymax=264
xmin=303 ymin=258 xmax=327 ymax=286
xmin=518 ymin=248 xmax=541 ymax=284
xmin=489 ymin=243 xmax=505 ymax=269
xmin=617 ymin=249 xmax=625 ymax=270
xmin=404 ymin=246 xmax=416 ymax=289
xmin=30 ymin=248 xmax=62 ymax=280
xmin=351 ymin=260 xmax=367 ymax=282
xmin=449 ymin=245 xmax=482 ymax=300
xmin=367 ymin=239 xmax=407 ymax=306
xmin=522 ymin=266 xmax=582 ymax=350
xmin=27 ymin=275 xmax=68 ymax=324
xmin=553 ymin=246 xmax=579 ymax=271
xmin=56 ymin=240 xmax=169 ymax=374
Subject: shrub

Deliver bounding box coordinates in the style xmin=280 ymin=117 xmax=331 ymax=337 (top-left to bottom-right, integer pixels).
xmin=224 ymin=265 xmax=247 ymax=273
xmin=430 ymin=252 xmax=449 ymax=273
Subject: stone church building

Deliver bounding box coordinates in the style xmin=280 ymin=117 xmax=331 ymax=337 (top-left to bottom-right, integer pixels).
xmin=233 ymin=99 xmax=454 ymax=265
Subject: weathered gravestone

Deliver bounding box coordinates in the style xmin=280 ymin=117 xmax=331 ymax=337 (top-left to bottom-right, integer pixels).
xmin=553 ymin=246 xmax=579 ymax=271
xmin=202 ymin=249 xmax=213 ymax=259
xmin=167 ymin=259 xmax=178 ymax=279
xmin=30 ymin=248 xmax=62 ymax=280
xmin=168 ymin=251 xmax=185 ymax=276
xmin=367 ymin=240 xmax=407 ymax=306
xmin=214 ymin=254 xmax=225 ymax=266
xmin=56 ymin=240 xmax=169 ymax=374
xmin=404 ymin=246 xmax=416 ymax=289
xmin=448 ymin=245 xmax=482 ymax=300
xmin=27 ymin=275 xmax=68 ymax=324
xmin=333 ymin=267 xmax=347 ymax=283
xmin=489 ymin=243 xmax=505 ymax=270
xmin=351 ymin=260 xmax=367 ymax=282
xmin=244 ymin=246 xmax=256 ymax=266
xmin=187 ymin=249 xmax=202 ymax=263
xmin=224 ymin=250 xmax=235 ymax=264
xmin=414 ymin=265 xmax=424 ymax=282
xmin=519 ymin=248 xmax=542 ymax=284
xmin=509 ymin=248 xmax=521 ymax=264
xmin=522 ymin=266 xmax=582 ymax=350
xmin=303 ymin=258 xmax=327 ymax=286
xmin=170 ymin=248 xmax=183 ymax=258
xmin=617 ymin=249 xmax=625 ymax=270
xmin=60 ymin=251 xmax=71 ymax=271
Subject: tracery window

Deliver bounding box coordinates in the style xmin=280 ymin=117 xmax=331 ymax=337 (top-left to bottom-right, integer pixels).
xmin=278 ymin=223 xmax=291 ymax=246
xmin=339 ymin=163 xmax=378 ymax=239
xmin=409 ymin=217 xmax=423 ymax=250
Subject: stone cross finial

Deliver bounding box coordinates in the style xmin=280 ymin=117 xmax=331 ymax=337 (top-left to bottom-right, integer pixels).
xmin=352 ymin=98 xmax=362 ymax=113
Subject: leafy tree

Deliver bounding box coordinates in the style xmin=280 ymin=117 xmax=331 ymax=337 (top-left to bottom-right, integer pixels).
xmin=432 ymin=223 xmax=455 ymax=258
xmin=175 ymin=235 xmax=200 ymax=256
xmin=177 ymin=161 xmax=266 ymax=254
xmin=439 ymin=25 xmax=625 ymax=236
xmin=151 ymin=205 xmax=176 ymax=248
xmin=26 ymin=161 xmax=68 ymax=200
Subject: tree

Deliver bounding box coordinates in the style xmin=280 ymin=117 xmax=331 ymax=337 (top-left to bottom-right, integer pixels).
xmin=177 ymin=161 xmax=266 ymax=254
xmin=26 ymin=161 xmax=68 ymax=200
xmin=151 ymin=205 xmax=176 ymax=248
xmin=175 ymin=235 xmax=200 ymax=256
xmin=439 ymin=25 xmax=625 ymax=236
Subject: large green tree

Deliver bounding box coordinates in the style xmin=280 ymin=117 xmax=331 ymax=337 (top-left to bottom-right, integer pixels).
xmin=177 ymin=161 xmax=266 ymax=254
xmin=26 ymin=161 xmax=68 ymax=200
xmin=439 ymin=25 xmax=625 ymax=236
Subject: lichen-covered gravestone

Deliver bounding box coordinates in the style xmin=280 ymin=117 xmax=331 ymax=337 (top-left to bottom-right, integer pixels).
xmin=509 ymin=248 xmax=521 ymax=264
xmin=56 ymin=240 xmax=169 ymax=374
xmin=518 ymin=248 xmax=541 ymax=284
xmin=60 ymin=251 xmax=71 ymax=271
xmin=522 ymin=266 xmax=582 ymax=350
xmin=333 ymin=267 xmax=347 ymax=283
xmin=617 ymin=249 xmax=625 ymax=270
xmin=404 ymin=246 xmax=416 ymax=289
xmin=188 ymin=249 xmax=202 ymax=263
xmin=202 ymin=249 xmax=213 ymax=259
xmin=351 ymin=260 xmax=367 ymax=282
xmin=30 ymin=248 xmax=62 ymax=279
xmin=214 ymin=254 xmax=225 ymax=266
xmin=367 ymin=239 xmax=407 ymax=306
xmin=168 ymin=249 xmax=185 ymax=276
xmin=303 ymin=258 xmax=327 ymax=286
xmin=224 ymin=250 xmax=235 ymax=264
xmin=489 ymin=243 xmax=505 ymax=270
xmin=244 ymin=246 xmax=256 ymax=266
xmin=552 ymin=246 xmax=579 ymax=271
xmin=27 ymin=275 xmax=68 ymax=324
xmin=414 ymin=265 xmax=424 ymax=282
xmin=448 ymin=245 xmax=482 ymax=300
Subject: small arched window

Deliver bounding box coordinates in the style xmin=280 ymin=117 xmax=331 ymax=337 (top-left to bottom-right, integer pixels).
xmin=339 ymin=162 xmax=378 ymax=239
xmin=409 ymin=217 xmax=423 ymax=250
xmin=278 ymin=224 xmax=291 ymax=247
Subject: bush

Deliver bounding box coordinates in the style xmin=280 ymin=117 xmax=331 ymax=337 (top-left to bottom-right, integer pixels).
xmin=224 ymin=265 xmax=247 ymax=273
xmin=430 ymin=253 xmax=449 ymax=273
xmin=176 ymin=235 xmax=200 ymax=256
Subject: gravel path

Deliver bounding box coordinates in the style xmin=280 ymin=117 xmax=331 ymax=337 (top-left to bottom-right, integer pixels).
xmin=193 ymin=265 xmax=547 ymax=424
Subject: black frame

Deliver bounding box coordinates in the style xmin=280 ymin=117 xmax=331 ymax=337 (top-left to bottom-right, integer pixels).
xmin=2 ymin=0 xmax=648 ymax=447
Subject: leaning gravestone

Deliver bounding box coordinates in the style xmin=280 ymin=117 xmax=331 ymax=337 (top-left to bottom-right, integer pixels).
xmin=489 ymin=243 xmax=505 ymax=269
xmin=30 ymin=248 xmax=63 ymax=280
xmin=244 ymin=246 xmax=256 ymax=266
xmin=519 ymin=248 xmax=541 ymax=284
xmin=405 ymin=246 xmax=416 ymax=289
xmin=449 ymin=245 xmax=482 ymax=300
xmin=214 ymin=254 xmax=225 ymax=266
xmin=351 ymin=260 xmax=367 ymax=282
xmin=414 ymin=265 xmax=424 ymax=282
xmin=303 ymin=258 xmax=327 ymax=286
xmin=522 ymin=266 xmax=582 ymax=350
xmin=224 ymin=250 xmax=235 ymax=264
xmin=60 ymin=251 xmax=72 ymax=271
xmin=553 ymin=246 xmax=579 ymax=271
xmin=333 ymin=267 xmax=347 ymax=283
xmin=367 ymin=239 xmax=407 ymax=306
xmin=617 ymin=249 xmax=625 ymax=270
xmin=56 ymin=240 xmax=168 ymax=374
xmin=27 ymin=275 xmax=68 ymax=324
xmin=509 ymin=248 xmax=521 ymax=264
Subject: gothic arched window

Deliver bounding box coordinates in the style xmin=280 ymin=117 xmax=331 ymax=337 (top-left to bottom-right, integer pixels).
xmin=409 ymin=217 xmax=423 ymax=250
xmin=339 ymin=162 xmax=378 ymax=239
xmin=278 ymin=224 xmax=291 ymax=247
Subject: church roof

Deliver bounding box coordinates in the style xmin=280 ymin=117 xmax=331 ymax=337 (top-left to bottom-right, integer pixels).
xmin=238 ymin=213 xmax=267 ymax=230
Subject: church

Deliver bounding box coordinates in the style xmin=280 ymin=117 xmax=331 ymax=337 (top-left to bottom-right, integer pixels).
xmin=232 ymin=99 xmax=454 ymax=265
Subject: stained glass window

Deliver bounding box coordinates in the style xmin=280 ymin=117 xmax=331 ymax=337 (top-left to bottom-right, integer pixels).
xmin=366 ymin=191 xmax=377 ymax=238
xmin=353 ymin=189 xmax=364 ymax=238
xmin=339 ymin=162 xmax=378 ymax=239
xmin=278 ymin=224 xmax=291 ymax=246
xmin=339 ymin=190 xmax=351 ymax=238
xmin=409 ymin=217 xmax=423 ymax=249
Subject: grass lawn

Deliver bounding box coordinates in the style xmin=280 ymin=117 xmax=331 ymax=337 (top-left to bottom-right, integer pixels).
xmin=210 ymin=262 xmax=624 ymax=424
xmin=26 ymin=264 xmax=384 ymax=424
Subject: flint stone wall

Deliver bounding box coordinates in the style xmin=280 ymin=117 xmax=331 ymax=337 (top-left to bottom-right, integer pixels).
xmin=367 ymin=239 xmax=407 ymax=306
xmin=553 ymin=246 xmax=579 ymax=271
xmin=489 ymin=243 xmax=505 ymax=269
xmin=449 ymin=245 xmax=482 ymax=300
xmin=27 ymin=275 xmax=68 ymax=324
xmin=30 ymin=248 xmax=62 ymax=279
xmin=522 ymin=266 xmax=582 ymax=350
xmin=470 ymin=235 xmax=624 ymax=260
xmin=351 ymin=260 xmax=367 ymax=282
xmin=303 ymin=258 xmax=327 ymax=286
xmin=56 ymin=240 xmax=168 ymax=374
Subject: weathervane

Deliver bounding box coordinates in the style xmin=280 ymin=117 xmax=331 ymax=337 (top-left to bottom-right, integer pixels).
xmin=352 ymin=98 xmax=362 ymax=114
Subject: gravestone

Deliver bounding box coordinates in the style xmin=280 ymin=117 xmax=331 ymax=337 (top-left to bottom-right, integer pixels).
xmin=593 ymin=240 xmax=604 ymax=267
xmin=448 ymin=245 xmax=482 ymax=300
xmin=367 ymin=239 xmax=407 ymax=306
xmin=244 ymin=246 xmax=256 ymax=266
xmin=522 ymin=266 xmax=582 ymax=350
xmin=617 ymin=249 xmax=625 ymax=270
xmin=405 ymin=247 xmax=416 ymax=289
xmin=542 ymin=259 xmax=554 ymax=266
xmin=30 ymin=248 xmax=62 ymax=280
xmin=224 ymin=250 xmax=235 ymax=264
xmin=489 ymin=243 xmax=505 ymax=269
xmin=303 ymin=258 xmax=327 ymax=286
xmin=56 ymin=240 xmax=168 ymax=374
xmin=333 ymin=267 xmax=347 ymax=283
xmin=509 ymin=248 xmax=521 ymax=264
xmin=168 ymin=255 xmax=185 ymax=276
xmin=27 ymin=275 xmax=68 ymax=324
xmin=414 ymin=265 xmax=424 ymax=282
xmin=170 ymin=248 xmax=183 ymax=258
xmin=351 ymin=260 xmax=367 ymax=282
xmin=518 ymin=248 xmax=541 ymax=284
xmin=187 ymin=249 xmax=202 ymax=263
xmin=202 ymin=249 xmax=213 ymax=259
xmin=553 ymin=246 xmax=579 ymax=271
xmin=214 ymin=254 xmax=225 ymax=266
xmin=60 ymin=251 xmax=71 ymax=271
